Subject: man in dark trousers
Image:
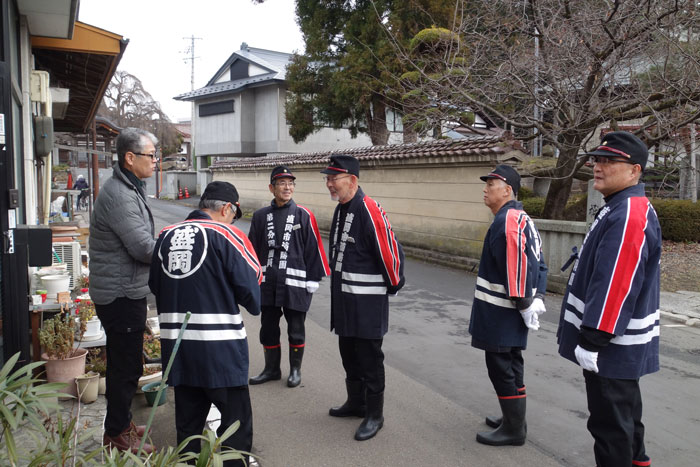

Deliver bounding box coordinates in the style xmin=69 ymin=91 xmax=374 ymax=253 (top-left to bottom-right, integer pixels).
xmin=149 ymin=181 xmax=262 ymax=466
xmin=322 ymin=154 xmax=405 ymax=441
xmin=248 ymin=165 xmax=330 ymax=387
xmin=557 ymin=131 xmax=660 ymax=467
xmin=469 ymin=164 xmax=547 ymax=447
xmin=89 ymin=127 xmax=158 ymax=454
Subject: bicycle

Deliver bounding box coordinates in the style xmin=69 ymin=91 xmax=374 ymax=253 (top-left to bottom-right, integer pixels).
xmin=77 ymin=189 xmax=89 ymax=211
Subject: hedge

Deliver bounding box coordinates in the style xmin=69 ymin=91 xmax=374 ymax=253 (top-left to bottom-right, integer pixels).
xmin=521 ymin=195 xmax=700 ymax=242
xmin=651 ymin=198 xmax=700 ymax=242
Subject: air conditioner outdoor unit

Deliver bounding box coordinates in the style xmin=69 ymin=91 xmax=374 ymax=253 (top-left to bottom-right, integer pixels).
xmin=52 ymin=242 xmax=82 ymax=290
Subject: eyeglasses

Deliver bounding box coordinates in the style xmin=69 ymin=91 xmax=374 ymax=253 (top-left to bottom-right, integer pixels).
xmin=323 ymin=175 xmax=352 ymax=183
xmin=587 ymin=156 xmax=636 ymax=166
xmin=133 ymin=152 xmax=158 ymax=161
xmin=275 ymin=181 xmax=296 ymax=188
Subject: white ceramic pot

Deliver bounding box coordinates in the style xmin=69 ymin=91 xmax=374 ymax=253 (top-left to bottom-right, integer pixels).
xmin=85 ymin=318 xmax=101 ymax=336
xmin=41 ymin=274 xmax=71 ymax=296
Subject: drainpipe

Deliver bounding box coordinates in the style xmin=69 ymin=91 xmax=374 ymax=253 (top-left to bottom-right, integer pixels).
xmin=19 ymin=17 xmax=37 ymax=225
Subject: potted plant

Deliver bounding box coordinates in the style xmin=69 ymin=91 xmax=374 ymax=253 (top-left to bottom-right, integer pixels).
xmin=143 ymin=333 xmax=161 ymax=363
xmin=86 ymin=348 xmax=107 ymax=395
xmin=74 ymin=371 xmax=99 ymax=404
xmin=74 ymin=298 xmax=101 ymax=338
xmin=39 ymin=312 xmax=88 ymax=399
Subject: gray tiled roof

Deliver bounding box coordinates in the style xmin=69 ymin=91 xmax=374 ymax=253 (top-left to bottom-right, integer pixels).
xmin=174 ymin=46 xmax=292 ymax=101
xmin=210 ymin=136 xmax=521 ymax=171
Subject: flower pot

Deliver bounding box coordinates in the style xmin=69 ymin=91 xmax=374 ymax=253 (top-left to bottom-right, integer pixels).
xmin=137 ymin=363 xmax=162 ymax=393
xmin=98 ymin=376 xmax=106 ymax=395
xmin=142 ymin=381 xmax=168 ymax=407
xmin=75 ymin=371 xmax=99 ymax=404
xmin=85 ymin=317 xmax=101 ymax=337
xmin=42 ymin=348 xmax=88 ymax=399
xmin=41 ymin=274 xmax=71 ymax=297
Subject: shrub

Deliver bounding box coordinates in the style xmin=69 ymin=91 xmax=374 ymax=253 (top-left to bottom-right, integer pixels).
xmin=522 ymin=197 xmax=545 ymax=218
xmin=651 ymin=198 xmax=700 ymax=242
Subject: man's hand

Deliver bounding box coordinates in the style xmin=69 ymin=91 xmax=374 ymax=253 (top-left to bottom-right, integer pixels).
xmin=520 ymin=307 xmax=540 ymax=331
xmin=531 ymin=297 xmax=546 ymax=315
xmin=574 ymin=345 xmax=599 ymax=373
xmin=306 ymin=281 xmax=319 ymax=293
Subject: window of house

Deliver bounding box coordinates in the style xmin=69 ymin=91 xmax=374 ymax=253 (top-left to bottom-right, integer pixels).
xmin=199 ymin=100 xmax=235 ymax=117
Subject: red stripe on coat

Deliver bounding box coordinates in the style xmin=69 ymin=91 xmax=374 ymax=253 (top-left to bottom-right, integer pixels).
xmin=298 ymin=205 xmax=331 ymax=276
xmin=598 ymin=198 xmax=649 ymax=333
xmin=363 ymin=196 xmax=401 ymax=286
xmin=505 ymin=210 xmax=528 ymax=297
xmin=184 ymin=220 xmax=263 ymax=284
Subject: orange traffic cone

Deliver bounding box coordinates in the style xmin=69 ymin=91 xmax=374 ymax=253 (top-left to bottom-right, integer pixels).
xmin=178 ymin=188 xmax=183 ymax=199
xmin=184 ymin=187 xmax=190 ymax=199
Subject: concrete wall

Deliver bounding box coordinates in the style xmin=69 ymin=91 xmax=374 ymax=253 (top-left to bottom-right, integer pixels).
xmin=162 ymin=171 xmax=198 ymax=199
xmin=533 ymin=219 xmax=587 ymax=294
xmin=195 ymin=95 xmax=240 ymax=155
xmin=212 ymin=162 xmax=588 ymax=295
xmin=215 ymin=163 xmax=495 ymax=262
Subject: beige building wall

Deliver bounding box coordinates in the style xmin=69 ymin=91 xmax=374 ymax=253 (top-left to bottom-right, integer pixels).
xmin=213 ymin=160 xmax=506 ymax=260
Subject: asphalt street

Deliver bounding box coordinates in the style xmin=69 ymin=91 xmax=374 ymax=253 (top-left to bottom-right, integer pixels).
xmin=141 ymin=197 xmax=700 ymax=467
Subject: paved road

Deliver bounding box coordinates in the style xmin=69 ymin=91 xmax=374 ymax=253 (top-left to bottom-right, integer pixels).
xmin=144 ymin=198 xmax=700 ymax=466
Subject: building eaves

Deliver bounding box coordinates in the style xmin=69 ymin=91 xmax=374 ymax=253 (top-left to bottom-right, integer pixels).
xmin=210 ymin=136 xmax=521 ymax=171
xmin=174 ymin=73 xmax=281 ymax=101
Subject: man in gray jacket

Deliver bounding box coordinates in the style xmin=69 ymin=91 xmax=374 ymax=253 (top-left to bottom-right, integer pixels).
xmin=89 ymin=128 xmax=157 ymax=454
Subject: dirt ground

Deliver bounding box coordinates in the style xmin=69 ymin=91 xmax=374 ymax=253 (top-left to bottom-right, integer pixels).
xmin=660 ymin=241 xmax=700 ymax=292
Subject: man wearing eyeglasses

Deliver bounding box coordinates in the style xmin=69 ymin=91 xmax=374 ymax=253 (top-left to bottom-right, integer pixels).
xmin=322 ymin=154 xmax=405 ymax=441
xmin=89 ymin=127 xmax=158 ymax=453
xmin=248 ymin=166 xmax=330 ymax=388
xmin=150 ymin=181 xmax=262 ymax=466
xmin=470 ymin=164 xmax=547 ymax=447
xmin=557 ymin=131 xmax=660 ymax=467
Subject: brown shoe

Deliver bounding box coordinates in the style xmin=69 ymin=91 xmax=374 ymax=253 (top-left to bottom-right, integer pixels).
xmin=103 ymin=425 xmax=155 ymax=454
xmin=130 ymin=421 xmax=149 ymax=437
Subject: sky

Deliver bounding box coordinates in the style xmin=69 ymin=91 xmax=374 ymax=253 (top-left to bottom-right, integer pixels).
xmin=78 ymin=0 xmax=305 ymax=123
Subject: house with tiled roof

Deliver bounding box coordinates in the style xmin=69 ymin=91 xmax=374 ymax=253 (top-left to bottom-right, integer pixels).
xmin=174 ymin=43 xmax=376 ymax=192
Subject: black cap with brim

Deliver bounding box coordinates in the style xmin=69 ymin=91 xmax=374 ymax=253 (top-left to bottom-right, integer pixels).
xmin=586 ymin=131 xmax=648 ymax=170
xmin=320 ymin=154 xmax=360 ymax=177
xmin=270 ymin=165 xmax=296 ymax=184
xmin=201 ymin=181 xmax=242 ymax=219
xmin=480 ymin=164 xmax=521 ymax=195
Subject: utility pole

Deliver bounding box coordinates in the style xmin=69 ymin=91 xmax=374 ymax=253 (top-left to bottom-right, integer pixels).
xmin=182 ymin=35 xmax=201 ymax=171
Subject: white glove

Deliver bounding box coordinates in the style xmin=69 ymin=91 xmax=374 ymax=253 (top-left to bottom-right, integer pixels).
xmin=574 ymin=345 xmax=599 ymax=373
xmin=520 ymin=307 xmax=540 ymax=331
xmin=531 ymin=297 xmax=546 ymax=315
xmin=306 ymin=281 xmax=319 ymax=293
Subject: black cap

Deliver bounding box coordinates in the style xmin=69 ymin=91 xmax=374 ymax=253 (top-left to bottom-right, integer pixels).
xmin=586 ymin=131 xmax=648 ymax=170
xmin=480 ymin=164 xmax=521 ymax=195
xmin=320 ymin=154 xmax=360 ymax=178
xmin=201 ymin=181 xmax=242 ymax=219
xmin=270 ymin=165 xmax=296 ymax=184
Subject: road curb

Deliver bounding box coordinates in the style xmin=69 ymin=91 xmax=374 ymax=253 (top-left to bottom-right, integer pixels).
xmin=660 ymin=310 xmax=700 ymax=328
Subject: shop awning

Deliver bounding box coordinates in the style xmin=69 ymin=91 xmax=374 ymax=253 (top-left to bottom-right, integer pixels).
xmin=30 ymin=21 xmax=128 ymax=133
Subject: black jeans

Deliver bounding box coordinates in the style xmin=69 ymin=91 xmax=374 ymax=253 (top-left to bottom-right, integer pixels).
xmin=95 ymin=296 xmax=147 ymax=436
xmin=175 ymin=385 xmax=253 ymax=467
xmin=338 ymin=336 xmax=385 ymax=395
xmin=485 ymin=349 xmax=524 ymax=397
xmin=584 ymin=370 xmax=649 ymax=467
xmin=259 ymin=306 xmax=306 ymax=347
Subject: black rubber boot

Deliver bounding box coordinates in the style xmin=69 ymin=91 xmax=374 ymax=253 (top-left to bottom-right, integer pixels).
xmin=249 ymin=346 xmax=281 ymax=385
xmin=355 ymin=392 xmax=384 ymax=441
xmin=485 ymin=387 xmax=526 ymax=428
xmin=476 ymin=397 xmax=526 ymax=446
xmin=329 ymin=379 xmax=366 ymax=418
xmin=287 ymin=346 xmax=304 ymax=388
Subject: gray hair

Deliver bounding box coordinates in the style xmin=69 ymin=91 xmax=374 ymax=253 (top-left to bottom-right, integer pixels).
xmin=199 ymin=198 xmax=228 ymax=211
xmin=116 ymin=128 xmax=158 ymax=166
